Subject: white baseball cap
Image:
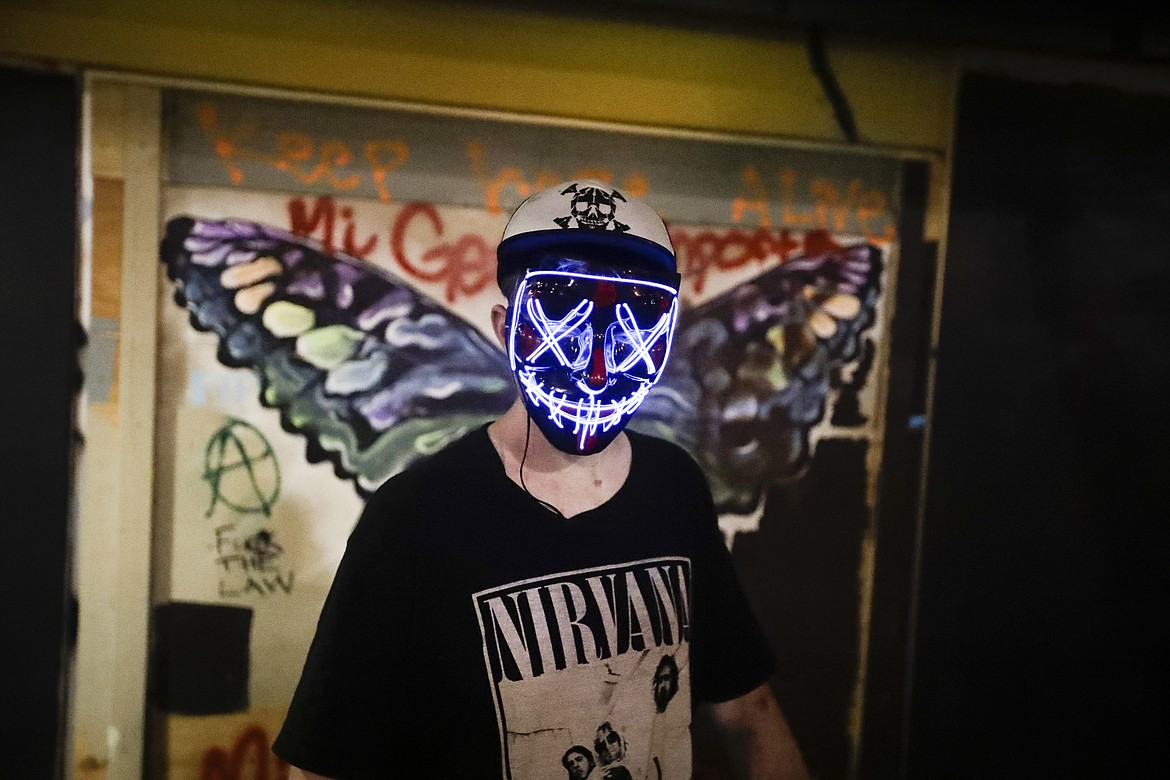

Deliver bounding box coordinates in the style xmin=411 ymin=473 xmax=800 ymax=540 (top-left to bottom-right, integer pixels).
xmin=496 ymin=179 xmax=676 ymax=284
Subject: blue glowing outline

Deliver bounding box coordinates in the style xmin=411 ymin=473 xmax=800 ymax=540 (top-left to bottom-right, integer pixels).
xmin=507 ymin=269 xmax=679 ymax=449
xmin=524 ymin=296 xmax=593 ymax=369
xmin=606 ymin=302 xmax=673 ymax=374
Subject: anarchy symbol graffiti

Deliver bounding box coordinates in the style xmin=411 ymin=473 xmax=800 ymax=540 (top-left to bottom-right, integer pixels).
xmin=202 ymin=417 xmax=281 ymax=517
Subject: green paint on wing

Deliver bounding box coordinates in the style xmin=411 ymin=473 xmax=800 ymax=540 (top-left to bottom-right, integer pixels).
xmin=263 ymin=301 xmax=316 ymax=338
xmin=296 ymin=325 xmax=364 ymax=369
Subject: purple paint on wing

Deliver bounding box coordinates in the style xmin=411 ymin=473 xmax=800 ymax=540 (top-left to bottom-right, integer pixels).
xmin=784 ymin=255 xmax=825 ymax=272
xmin=328 ymin=264 xmax=369 ymax=309
xmin=357 ymin=389 xmax=401 ymax=432
xmin=190 ymin=221 xmax=240 ymax=240
xmin=226 ymin=249 xmax=257 ymax=266
xmin=257 ymin=222 xmax=291 ymax=240
xmin=244 ymin=239 xmax=283 ymax=253
xmin=357 ymin=290 xmax=413 ymax=331
xmin=187 ymin=241 xmax=233 ymax=266
xmin=286 ymin=272 xmax=326 ymax=300
xmin=183 ymin=235 xmax=221 ymax=252
xmin=754 ymin=301 xmax=787 ymax=324
xmin=333 ymin=263 xmax=366 ymax=287
xmin=228 ymin=220 xmax=261 ymax=238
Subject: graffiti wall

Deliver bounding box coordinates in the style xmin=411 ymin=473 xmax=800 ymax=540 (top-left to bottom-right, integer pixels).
xmin=140 ymin=88 xmax=902 ymax=776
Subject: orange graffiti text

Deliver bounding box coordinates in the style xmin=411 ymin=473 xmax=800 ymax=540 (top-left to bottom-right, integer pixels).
xmin=467 ymin=140 xmax=649 ymax=214
xmin=732 ymin=165 xmax=895 ymax=245
xmin=199 ymin=102 xmax=409 ymax=202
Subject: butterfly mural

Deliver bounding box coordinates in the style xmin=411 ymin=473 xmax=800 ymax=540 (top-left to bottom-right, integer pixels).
xmin=160 ymin=216 xmax=880 ymax=514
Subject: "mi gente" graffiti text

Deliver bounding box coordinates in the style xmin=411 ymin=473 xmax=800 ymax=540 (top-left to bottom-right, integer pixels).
xmin=286 ymin=195 xmax=859 ymax=302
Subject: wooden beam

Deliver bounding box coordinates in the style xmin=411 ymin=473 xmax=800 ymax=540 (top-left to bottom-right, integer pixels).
xmin=108 ymin=83 xmax=161 ymax=780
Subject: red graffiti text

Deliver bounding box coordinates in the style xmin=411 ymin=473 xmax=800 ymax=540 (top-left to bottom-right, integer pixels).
xmin=285 ymin=197 xmax=495 ymax=303
xmin=199 ymin=724 xmax=288 ymax=780
xmin=288 ymin=196 xmax=378 ymax=260
xmin=670 ymin=226 xmax=843 ymax=295
xmin=390 ymin=203 xmax=495 ymax=303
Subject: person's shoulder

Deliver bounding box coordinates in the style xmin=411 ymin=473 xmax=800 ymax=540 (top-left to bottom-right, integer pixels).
xmin=362 ymin=424 xmax=495 ymax=511
xmin=625 ymin=429 xmax=716 ymax=522
xmin=342 ymin=426 xmax=495 ymax=558
xmin=626 ymin=429 xmax=704 ymax=481
xmin=345 ymin=425 xmax=493 ymax=548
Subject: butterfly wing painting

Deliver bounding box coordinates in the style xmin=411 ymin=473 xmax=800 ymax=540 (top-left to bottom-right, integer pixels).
xmin=632 ymin=241 xmax=882 ymax=513
xmin=161 ymin=216 xmax=879 ymax=513
xmin=160 ymin=216 xmax=516 ymax=494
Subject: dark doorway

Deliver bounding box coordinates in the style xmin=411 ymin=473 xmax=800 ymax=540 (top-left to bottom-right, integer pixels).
xmin=0 ymin=65 xmax=81 ymax=780
xmin=910 ymin=70 xmax=1170 ymax=777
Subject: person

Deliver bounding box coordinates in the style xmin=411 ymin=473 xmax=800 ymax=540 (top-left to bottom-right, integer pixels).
xmin=594 ymin=721 xmax=625 ymax=767
xmin=561 ymin=745 xmax=596 ymax=779
xmin=273 ymin=180 xmax=811 ymax=779
xmin=593 ymin=722 xmax=633 ymax=780
xmin=652 ymin=654 xmax=679 ymax=713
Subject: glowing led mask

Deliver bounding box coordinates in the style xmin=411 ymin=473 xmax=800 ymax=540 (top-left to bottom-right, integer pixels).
xmin=508 ymin=269 xmax=679 ymax=455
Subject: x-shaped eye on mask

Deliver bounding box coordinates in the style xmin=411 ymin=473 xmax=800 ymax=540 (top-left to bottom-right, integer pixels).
xmin=524 ymin=296 xmax=593 ymax=369
xmin=608 ymin=302 xmax=673 ymax=374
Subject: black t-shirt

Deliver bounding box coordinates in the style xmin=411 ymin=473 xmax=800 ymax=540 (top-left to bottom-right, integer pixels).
xmin=273 ymin=426 xmax=774 ymax=779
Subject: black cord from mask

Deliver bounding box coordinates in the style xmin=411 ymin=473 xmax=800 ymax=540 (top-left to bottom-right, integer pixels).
xmin=520 ymin=415 xmax=565 ymax=517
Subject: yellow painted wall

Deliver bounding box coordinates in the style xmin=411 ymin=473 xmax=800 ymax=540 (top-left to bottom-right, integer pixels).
xmin=0 ymin=0 xmax=954 ymax=152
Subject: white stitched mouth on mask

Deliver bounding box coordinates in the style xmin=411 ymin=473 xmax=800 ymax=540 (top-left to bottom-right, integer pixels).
xmin=518 ymin=368 xmax=652 ymax=447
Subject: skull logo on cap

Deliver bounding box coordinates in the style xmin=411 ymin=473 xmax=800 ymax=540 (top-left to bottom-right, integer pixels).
xmin=554 ymin=183 xmax=630 ymax=232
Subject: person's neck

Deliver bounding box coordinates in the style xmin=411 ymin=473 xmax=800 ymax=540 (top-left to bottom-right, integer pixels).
xmin=487 ymin=401 xmax=632 ymax=517
xmin=490 ymin=402 xmax=592 ymax=473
